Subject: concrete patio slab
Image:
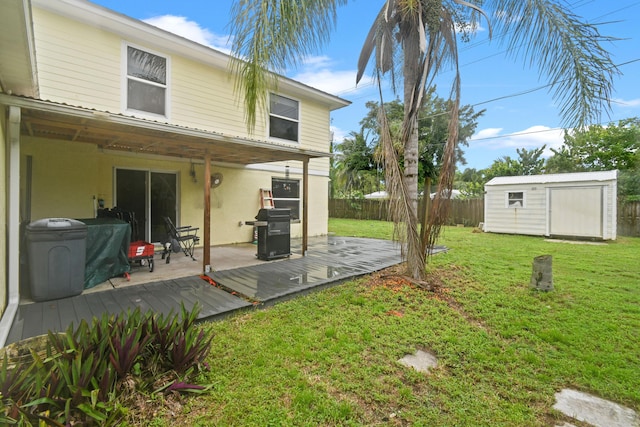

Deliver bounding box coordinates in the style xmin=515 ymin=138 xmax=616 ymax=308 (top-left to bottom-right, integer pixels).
xmin=553 ymin=389 xmax=639 ymax=427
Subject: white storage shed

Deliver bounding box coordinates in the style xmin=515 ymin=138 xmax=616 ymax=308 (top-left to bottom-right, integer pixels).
xmin=483 ymin=171 xmax=617 ymax=240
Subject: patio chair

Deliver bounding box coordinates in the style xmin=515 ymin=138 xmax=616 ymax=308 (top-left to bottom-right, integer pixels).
xmin=162 ymin=216 xmax=200 ymax=261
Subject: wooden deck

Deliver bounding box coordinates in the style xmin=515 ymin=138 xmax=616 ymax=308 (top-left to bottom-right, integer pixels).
xmin=6 ymin=236 xmax=413 ymax=345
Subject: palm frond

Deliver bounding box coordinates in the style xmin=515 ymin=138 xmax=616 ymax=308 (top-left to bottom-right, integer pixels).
xmin=485 ymin=0 xmax=618 ymax=128
xmin=357 ymin=2 xmax=400 ymax=85
xmin=422 ymin=6 xmax=462 ymax=258
xmin=229 ymin=0 xmax=347 ymax=131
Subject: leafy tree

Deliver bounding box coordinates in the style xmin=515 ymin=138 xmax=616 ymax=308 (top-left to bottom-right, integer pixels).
xmin=516 ymin=146 xmax=546 ymax=176
xmin=548 ymin=118 xmax=640 ymax=172
xmin=360 ymin=90 xmax=484 ymax=183
xmin=228 ymin=0 xmax=617 ymax=281
xmin=482 ymin=146 xmax=546 ymax=182
xmin=332 ymin=129 xmax=381 ymax=197
xmin=546 ymin=117 xmax=640 ymax=199
xmin=619 ymin=168 xmax=640 ymax=202
xmin=455 ymin=167 xmax=485 ymax=198
xmin=544 ymin=145 xmax=587 ymax=174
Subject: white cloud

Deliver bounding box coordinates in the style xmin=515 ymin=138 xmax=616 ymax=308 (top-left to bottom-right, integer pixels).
xmin=143 ymin=15 xmax=232 ymax=53
xmin=292 ymin=68 xmax=358 ymax=95
xmin=471 ymin=125 xmax=565 ymax=156
xmin=140 ymin=18 xmax=367 ymax=97
xmin=473 ymin=127 xmax=503 ymax=139
xmin=612 ymin=97 xmax=640 ymax=108
xmin=330 ymin=125 xmax=348 ymax=144
xmin=290 ymin=56 xmax=363 ymax=95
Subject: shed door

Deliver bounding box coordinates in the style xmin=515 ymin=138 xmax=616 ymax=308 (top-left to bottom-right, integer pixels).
xmin=549 ymin=187 xmax=602 ymax=238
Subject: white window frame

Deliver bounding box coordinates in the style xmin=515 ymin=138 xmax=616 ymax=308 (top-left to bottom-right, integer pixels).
xmin=505 ymin=190 xmax=526 ymax=208
xmin=122 ymin=42 xmax=171 ymax=120
xmin=268 ymin=93 xmax=300 ymax=144
xmin=272 ymin=177 xmax=300 ymax=220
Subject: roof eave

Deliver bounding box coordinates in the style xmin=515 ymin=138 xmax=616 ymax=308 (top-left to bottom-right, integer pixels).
xmin=0 ymin=0 xmax=39 ymax=97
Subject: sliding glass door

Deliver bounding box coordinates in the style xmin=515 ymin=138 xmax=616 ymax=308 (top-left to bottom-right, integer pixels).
xmin=115 ymin=169 xmax=177 ymax=243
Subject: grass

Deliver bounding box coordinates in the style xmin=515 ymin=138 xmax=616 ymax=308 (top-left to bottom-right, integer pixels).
xmin=148 ymin=219 xmax=640 ymax=426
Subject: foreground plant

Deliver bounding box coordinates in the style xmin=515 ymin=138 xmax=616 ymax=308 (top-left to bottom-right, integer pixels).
xmin=0 ymin=304 xmax=213 ymax=426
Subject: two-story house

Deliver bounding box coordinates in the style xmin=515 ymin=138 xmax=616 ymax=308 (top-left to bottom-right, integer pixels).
xmin=0 ymin=0 xmax=349 ymax=345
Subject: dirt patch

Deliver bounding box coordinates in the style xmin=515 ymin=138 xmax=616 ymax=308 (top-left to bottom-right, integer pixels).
xmin=365 ymin=264 xmax=489 ymax=332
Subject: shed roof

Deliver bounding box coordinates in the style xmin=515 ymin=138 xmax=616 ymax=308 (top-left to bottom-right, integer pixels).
xmin=485 ymin=170 xmax=617 ymax=187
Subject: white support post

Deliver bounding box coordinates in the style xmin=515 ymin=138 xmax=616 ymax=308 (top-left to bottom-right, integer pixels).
xmin=0 ymin=106 xmax=21 ymax=346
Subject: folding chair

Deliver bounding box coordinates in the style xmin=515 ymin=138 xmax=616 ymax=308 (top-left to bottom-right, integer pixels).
xmin=162 ymin=216 xmax=200 ymax=261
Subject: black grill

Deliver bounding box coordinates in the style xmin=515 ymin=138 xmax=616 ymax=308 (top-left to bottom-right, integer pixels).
xmin=256 ymin=208 xmax=291 ymax=260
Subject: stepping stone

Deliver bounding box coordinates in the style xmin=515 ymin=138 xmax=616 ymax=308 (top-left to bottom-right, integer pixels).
xmin=398 ymin=349 xmax=438 ymax=373
xmin=553 ymin=389 xmax=639 ymax=427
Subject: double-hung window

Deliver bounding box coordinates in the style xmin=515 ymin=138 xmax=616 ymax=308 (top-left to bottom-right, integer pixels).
xmin=125 ymin=45 xmax=168 ymax=117
xmin=269 ymin=94 xmax=299 ymax=143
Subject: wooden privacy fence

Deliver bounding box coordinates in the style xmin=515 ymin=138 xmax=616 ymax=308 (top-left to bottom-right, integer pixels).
xmin=329 ymin=199 xmax=640 ymax=237
xmin=329 ymin=198 xmax=485 ymax=226
xmin=618 ymin=201 xmax=640 ymax=237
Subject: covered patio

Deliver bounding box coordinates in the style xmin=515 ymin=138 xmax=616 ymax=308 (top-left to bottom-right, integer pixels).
xmin=1 ymin=94 xmax=342 ymax=346
xmin=6 ymin=235 xmax=406 ymax=345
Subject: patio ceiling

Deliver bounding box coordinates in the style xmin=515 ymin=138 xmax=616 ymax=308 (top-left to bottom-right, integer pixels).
xmin=10 ymin=96 xmax=330 ymax=165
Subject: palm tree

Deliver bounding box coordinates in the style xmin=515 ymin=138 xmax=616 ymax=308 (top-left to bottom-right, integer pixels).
xmin=228 ymin=0 xmax=617 ymax=281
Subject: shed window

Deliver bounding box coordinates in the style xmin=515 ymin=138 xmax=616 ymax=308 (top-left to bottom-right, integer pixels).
xmin=507 ymin=191 xmax=524 ymax=208
xmin=272 ymin=177 xmax=300 ymax=219
xmin=125 ymin=45 xmax=168 ymax=117
xmin=269 ymin=94 xmax=299 ymax=143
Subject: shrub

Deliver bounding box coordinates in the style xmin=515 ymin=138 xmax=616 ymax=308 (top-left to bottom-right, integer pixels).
xmin=0 ymin=304 xmax=212 ymax=426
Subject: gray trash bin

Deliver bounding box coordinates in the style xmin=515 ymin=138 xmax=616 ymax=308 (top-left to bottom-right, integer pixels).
xmin=26 ymin=218 xmax=87 ymax=302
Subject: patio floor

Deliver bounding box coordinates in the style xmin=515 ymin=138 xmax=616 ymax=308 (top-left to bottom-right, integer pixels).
xmin=6 ymin=236 xmax=414 ymax=345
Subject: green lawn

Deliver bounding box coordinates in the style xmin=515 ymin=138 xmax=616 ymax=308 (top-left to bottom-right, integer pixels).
xmin=164 ymin=219 xmax=640 ymax=426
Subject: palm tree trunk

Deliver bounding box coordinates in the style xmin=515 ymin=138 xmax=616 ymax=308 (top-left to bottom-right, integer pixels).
xmin=401 ymin=36 xmax=426 ymax=280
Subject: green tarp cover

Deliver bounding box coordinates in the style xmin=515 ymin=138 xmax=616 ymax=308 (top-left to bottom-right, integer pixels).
xmin=79 ymin=218 xmax=131 ymax=289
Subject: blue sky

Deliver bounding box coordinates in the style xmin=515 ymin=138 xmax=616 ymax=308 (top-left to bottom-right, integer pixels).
xmin=92 ymin=0 xmax=640 ymax=170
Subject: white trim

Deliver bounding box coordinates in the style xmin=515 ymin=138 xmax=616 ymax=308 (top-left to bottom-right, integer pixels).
xmin=486 ymin=170 xmax=617 ymax=186
xmin=244 ymin=162 xmax=329 ymax=178
xmin=545 ymin=187 xmax=551 ymax=236
xmin=268 ymin=93 xmax=300 ymax=144
xmin=505 ymin=190 xmax=526 ymax=209
xmin=22 ymin=0 xmax=40 ymax=97
xmin=121 ymin=41 xmax=171 ymax=121
xmin=272 ymin=177 xmax=301 ymax=219
xmin=602 ymin=185 xmax=608 ymax=239
xmin=0 ymin=106 xmax=22 ymax=347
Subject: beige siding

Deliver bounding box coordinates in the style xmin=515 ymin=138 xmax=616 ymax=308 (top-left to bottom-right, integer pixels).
xmin=170 ymin=57 xmax=264 ymax=138
xmin=0 ymin=109 xmax=7 ymax=314
xmin=32 ymin=7 xmax=334 ymax=157
xmin=33 ymin=8 xmax=122 ymax=111
xmin=22 ymin=137 xmax=329 ymax=245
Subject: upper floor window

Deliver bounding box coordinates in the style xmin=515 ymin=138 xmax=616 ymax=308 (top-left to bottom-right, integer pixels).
xmin=269 ymin=94 xmax=299 ymax=143
xmin=125 ymin=45 xmax=168 ymax=117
